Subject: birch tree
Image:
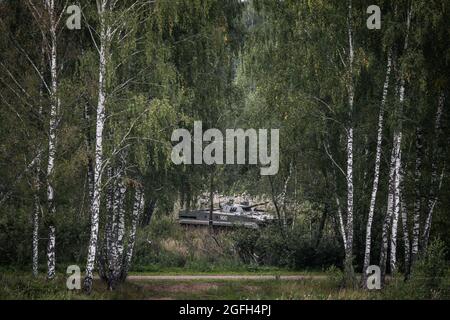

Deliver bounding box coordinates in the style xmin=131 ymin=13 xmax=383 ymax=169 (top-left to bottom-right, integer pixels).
xmin=362 ymin=52 xmax=392 ymax=286
xmin=44 ymin=0 xmax=61 ymax=280
xmin=84 ymin=0 xmax=114 ymax=293
xmin=84 ymin=0 xmax=113 ymax=292
xmin=379 ymin=137 xmax=398 ymax=282
xmin=411 ymin=127 xmax=423 ymax=269
xmin=343 ymin=0 xmax=355 ymax=277
xmin=389 ymin=3 xmax=412 ymax=276
xmin=422 ymin=93 xmax=445 ymax=251
xmin=24 ymin=0 xmax=63 ymax=279
xmin=84 ymin=0 xmax=153 ymax=292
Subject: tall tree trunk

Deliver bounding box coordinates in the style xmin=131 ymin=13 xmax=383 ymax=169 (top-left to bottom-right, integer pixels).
xmin=345 ymin=128 xmax=354 ymax=263
xmin=32 ymin=188 xmax=40 ymax=277
xmin=400 ymin=175 xmax=410 ymax=276
xmin=281 ymin=162 xmax=292 ymax=229
xmin=32 ymin=36 xmax=46 ymax=277
xmin=84 ymin=1 xmax=111 ymax=293
xmin=344 ymin=0 xmax=355 ymax=274
xmin=411 ymin=127 xmax=423 ymax=270
xmin=114 ymin=176 xmax=127 ymax=280
xmin=422 ymin=93 xmax=445 ymax=251
xmin=46 ymin=0 xmax=59 ymax=280
xmin=84 ymin=102 xmax=95 ymax=212
xmin=335 ymin=195 xmax=347 ymax=251
xmin=384 ymin=3 xmax=412 ymax=280
xmin=106 ymin=168 xmax=118 ymax=289
xmin=380 ymin=140 xmax=398 ymax=283
xmin=362 ymin=52 xmax=392 ymax=286
xmin=122 ymin=187 xmax=144 ymax=280
xmin=390 ymin=146 xmax=402 ymax=275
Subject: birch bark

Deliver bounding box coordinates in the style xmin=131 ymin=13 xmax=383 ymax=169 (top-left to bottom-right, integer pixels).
xmin=380 ymin=139 xmax=398 ymax=283
xmin=84 ymin=0 xmax=112 ymax=293
xmin=400 ymin=174 xmax=410 ymax=274
xmin=362 ymin=53 xmax=392 ymax=285
xmin=411 ymin=127 xmax=423 ymax=268
xmin=386 ymin=3 xmax=412 ymax=279
xmin=390 ymin=145 xmax=402 ymax=274
xmin=422 ymin=93 xmax=445 ymax=250
xmin=46 ymin=0 xmax=59 ymax=280
xmin=122 ymin=187 xmax=144 ymax=280
xmin=344 ymin=0 xmax=354 ymax=266
xmin=114 ymin=177 xmax=127 ymax=279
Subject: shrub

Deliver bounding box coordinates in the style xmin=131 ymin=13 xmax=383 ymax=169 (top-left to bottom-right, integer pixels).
xmin=232 ymin=223 xmax=343 ymax=270
xmin=385 ymin=239 xmax=450 ymax=299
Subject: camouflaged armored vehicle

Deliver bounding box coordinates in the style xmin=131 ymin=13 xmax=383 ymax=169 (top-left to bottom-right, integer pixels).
xmin=178 ymin=201 xmax=273 ymax=229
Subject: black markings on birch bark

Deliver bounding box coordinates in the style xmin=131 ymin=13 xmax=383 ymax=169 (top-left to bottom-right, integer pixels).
xmin=344 ymin=0 xmax=355 ymax=274
xmin=400 ymin=173 xmax=410 ymax=275
xmin=411 ymin=127 xmax=423 ymax=270
xmin=84 ymin=0 xmax=112 ymax=294
xmin=46 ymin=0 xmax=60 ymax=280
xmin=422 ymin=93 xmax=445 ymax=251
xmin=380 ymin=138 xmax=397 ymax=284
xmin=362 ymin=52 xmax=392 ymax=287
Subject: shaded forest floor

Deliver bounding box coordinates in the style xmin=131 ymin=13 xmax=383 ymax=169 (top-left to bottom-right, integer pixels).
xmin=1 ymin=271 xmax=436 ymax=300
xmin=125 ymin=278 xmax=373 ymax=300
xmin=0 ymin=272 xmax=369 ymax=299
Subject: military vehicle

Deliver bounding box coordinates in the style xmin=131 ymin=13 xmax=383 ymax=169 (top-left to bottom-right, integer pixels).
xmin=178 ymin=201 xmax=273 ymax=229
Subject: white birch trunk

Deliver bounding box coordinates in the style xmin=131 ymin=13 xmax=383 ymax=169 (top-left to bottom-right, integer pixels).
xmin=84 ymin=1 xmax=111 ymax=292
xmin=32 ymin=191 xmax=40 ymax=277
xmin=385 ymin=3 xmax=411 ymax=278
xmin=114 ymin=178 xmax=127 ymax=277
xmin=390 ymin=145 xmax=402 ymax=274
xmin=362 ymin=53 xmax=392 ymax=284
xmin=411 ymin=127 xmax=423 ymax=268
xmin=122 ymin=187 xmax=144 ymax=280
xmin=380 ymin=139 xmax=398 ymax=282
xmin=335 ymin=195 xmax=347 ymax=251
xmin=345 ymin=0 xmax=354 ymax=264
xmin=345 ymin=128 xmax=354 ymax=260
xmin=400 ymin=177 xmax=410 ymax=274
xmin=280 ymin=162 xmax=292 ymax=229
xmin=105 ymin=167 xmax=116 ymax=286
xmin=46 ymin=0 xmax=59 ymax=280
xmin=423 ymin=93 xmax=445 ymax=250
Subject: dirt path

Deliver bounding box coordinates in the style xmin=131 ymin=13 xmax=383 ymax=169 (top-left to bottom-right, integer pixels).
xmin=127 ymin=274 xmax=327 ymax=281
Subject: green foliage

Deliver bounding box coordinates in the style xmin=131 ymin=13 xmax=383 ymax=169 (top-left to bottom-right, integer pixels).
xmin=385 ymin=239 xmax=450 ymax=299
xmin=233 ymin=223 xmax=343 ymax=270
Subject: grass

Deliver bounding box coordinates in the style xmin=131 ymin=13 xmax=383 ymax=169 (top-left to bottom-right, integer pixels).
xmin=129 ymin=265 xmax=325 ymax=276
xmin=0 ymin=271 xmax=377 ymax=300
xmin=128 ymin=279 xmax=375 ymax=300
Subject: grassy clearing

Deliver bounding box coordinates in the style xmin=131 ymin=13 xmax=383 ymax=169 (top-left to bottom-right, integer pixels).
xmin=0 ymin=272 xmax=376 ymax=300
xmin=2 ymin=271 xmax=449 ymax=300
xmin=129 ymin=266 xmax=324 ymax=276
xmin=128 ymin=279 xmax=375 ymax=300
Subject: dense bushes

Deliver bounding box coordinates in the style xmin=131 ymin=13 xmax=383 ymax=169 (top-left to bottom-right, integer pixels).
xmin=132 ymin=215 xmax=245 ymax=271
xmin=130 ymin=212 xmax=343 ymax=272
xmin=385 ymin=240 xmax=450 ymax=299
xmin=232 ymin=224 xmax=343 ymax=270
xmin=0 ymin=205 xmax=90 ymax=270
